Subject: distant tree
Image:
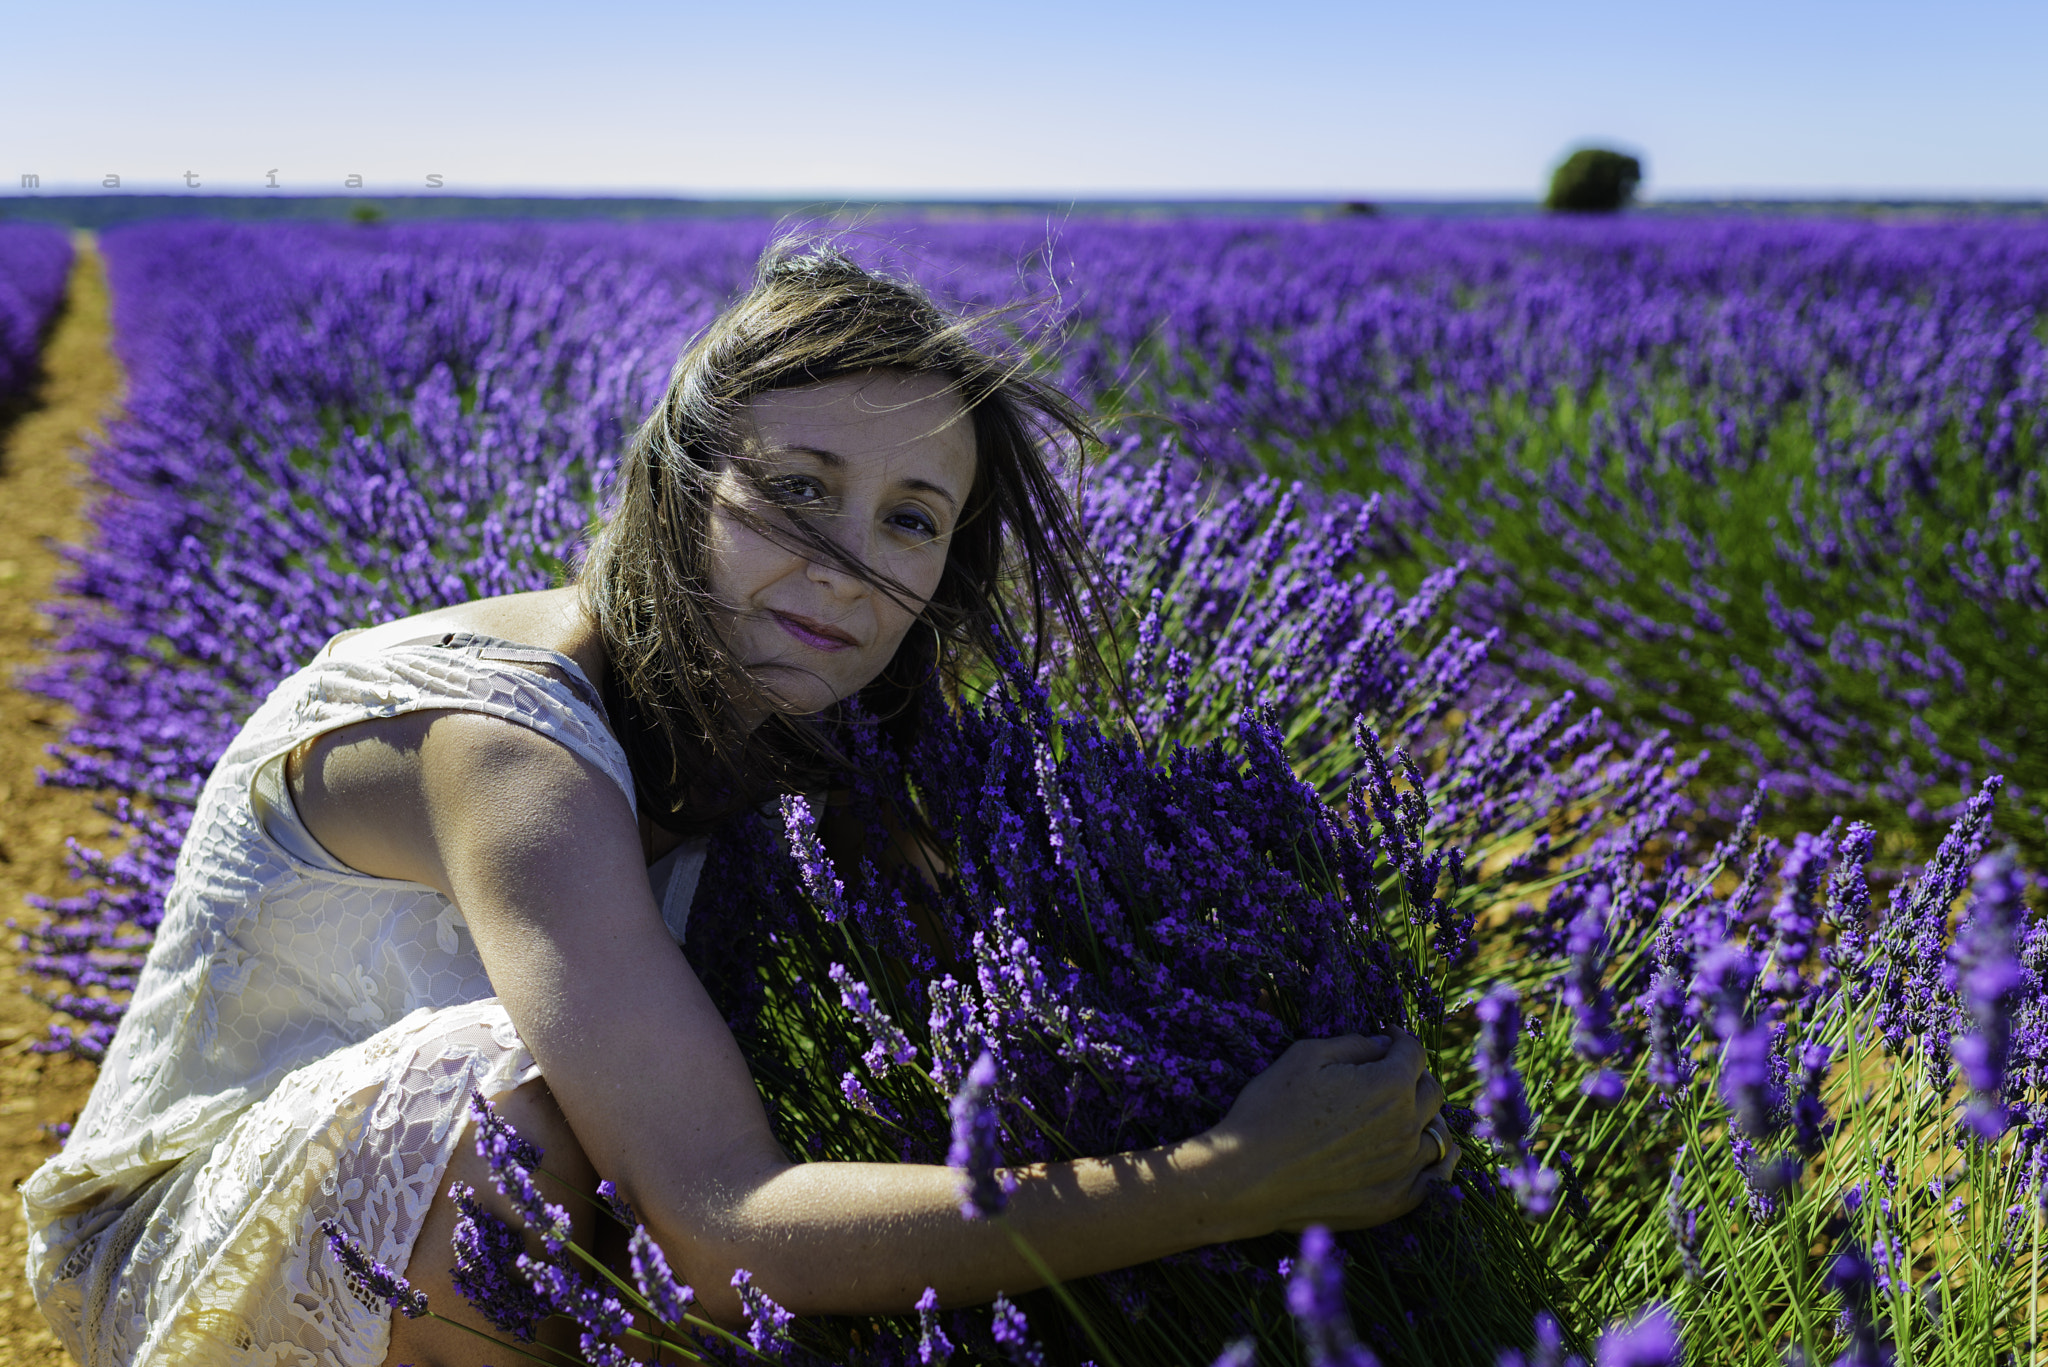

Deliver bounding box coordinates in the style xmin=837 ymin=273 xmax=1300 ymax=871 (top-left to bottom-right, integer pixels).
xmin=1545 ymin=148 xmax=1643 ymax=213
xmin=349 ymin=202 xmax=385 ymax=225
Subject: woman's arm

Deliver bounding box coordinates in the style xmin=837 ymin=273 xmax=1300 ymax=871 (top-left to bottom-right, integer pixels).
xmin=291 ymin=710 xmax=1452 ymax=1326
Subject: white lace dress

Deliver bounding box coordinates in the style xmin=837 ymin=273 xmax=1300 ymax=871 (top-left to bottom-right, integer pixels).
xmin=21 ymin=633 xmax=707 ymax=1367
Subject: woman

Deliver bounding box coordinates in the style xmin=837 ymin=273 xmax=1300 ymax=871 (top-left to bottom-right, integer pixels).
xmin=24 ymin=245 xmax=1456 ymax=1367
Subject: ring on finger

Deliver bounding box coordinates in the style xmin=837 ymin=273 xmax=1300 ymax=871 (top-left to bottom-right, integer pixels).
xmin=1423 ymin=1119 xmax=1447 ymax=1165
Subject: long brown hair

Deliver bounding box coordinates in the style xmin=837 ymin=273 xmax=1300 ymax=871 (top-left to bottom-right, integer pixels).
xmin=578 ymin=239 xmax=1105 ymax=836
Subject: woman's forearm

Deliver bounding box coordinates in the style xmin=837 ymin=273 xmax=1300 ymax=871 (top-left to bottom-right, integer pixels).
xmin=649 ymin=1132 xmax=1260 ymax=1326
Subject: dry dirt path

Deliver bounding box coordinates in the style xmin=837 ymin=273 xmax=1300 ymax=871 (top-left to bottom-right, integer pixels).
xmin=0 ymin=236 xmax=124 ymax=1366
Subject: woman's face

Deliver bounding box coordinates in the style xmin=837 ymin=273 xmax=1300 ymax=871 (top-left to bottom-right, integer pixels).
xmin=707 ymin=370 xmax=976 ymax=722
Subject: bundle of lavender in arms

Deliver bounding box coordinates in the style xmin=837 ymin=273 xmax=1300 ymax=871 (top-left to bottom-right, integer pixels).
xmin=658 ymin=452 xmax=1719 ymax=1366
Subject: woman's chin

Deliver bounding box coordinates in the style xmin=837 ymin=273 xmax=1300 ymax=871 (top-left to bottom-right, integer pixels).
xmin=750 ymin=679 xmax=850 ymax=721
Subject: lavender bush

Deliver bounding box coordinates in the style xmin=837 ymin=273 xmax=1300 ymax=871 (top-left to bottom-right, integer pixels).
xmin=0 ymin=224 xmax=73 ymax=401
xmin=16 ymin=217 xmax=2048 ymax=1363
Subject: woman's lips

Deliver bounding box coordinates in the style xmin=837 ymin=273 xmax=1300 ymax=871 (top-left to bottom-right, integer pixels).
xmin=771 ymin=611 xmax=856 ymax=652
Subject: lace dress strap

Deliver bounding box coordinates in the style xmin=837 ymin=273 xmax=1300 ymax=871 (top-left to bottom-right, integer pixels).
xmin=378 ymin=630 xmax=611 ymax=728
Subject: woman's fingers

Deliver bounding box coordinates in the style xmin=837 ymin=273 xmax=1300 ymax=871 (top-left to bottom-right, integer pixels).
xmin=1210 ymin=1028 xmax=1459 ymax=1235
xmin=1412 ymin=1117 xmax=1460 ymax=1193
xmin=1415 ymin=1069 xmax=1446 ymax=1119
xmin=1304 ymin=1032 xmax=1395 ymax=1067
xmin=1355 ymin=1028 xmax=1427 ymax=1083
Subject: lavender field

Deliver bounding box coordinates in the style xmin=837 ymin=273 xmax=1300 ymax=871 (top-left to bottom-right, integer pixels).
xmin=0 ymin=225 xmax=72 ymax=402
xmin=15 ymin=215 xmax=2048 ymax=1365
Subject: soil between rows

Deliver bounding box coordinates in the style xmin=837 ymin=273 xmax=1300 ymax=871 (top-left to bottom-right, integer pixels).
xmin=0 ymin=236 xmax=125 ymax=1366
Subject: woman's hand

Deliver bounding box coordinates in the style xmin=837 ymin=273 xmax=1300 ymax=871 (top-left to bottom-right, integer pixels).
xmin=1199 ymin=1030 xmax=1457 ymax=1235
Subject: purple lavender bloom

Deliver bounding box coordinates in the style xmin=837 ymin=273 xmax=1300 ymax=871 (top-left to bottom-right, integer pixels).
xmin=782 ymin=794 xmax=846 ymax=921
xmin=989 ymin=1293 xmax=1047 ymax=1366
xmin=1763 ymin=832 xmax=1831 ymax=1002
xmin=468 ymin=1090 xmax=572 ymax=1253
xmin=1790 ymin=1041 xmax=1834 ymax=1158
xmin=1285 ymin=1227 xmax=1381 ymax=1367
xmin=1474 ymin=984 xmax=1559 ymax=1217
xmin=946 ymin=1050 xmax=1011 ymax=1220
xmin=1563 ymin=883 xmax=1619 ymax=1062
xmin=1474 ymin=985 xmax=1534 ymax=1149
xmin=1644 ymin=940 xmax=1698 ymax=1096
xmin=1692 ymin=944 xmax=1780 ymax=1141
xmin=447 ymin=1181 xmax=548 ymax=1339
xmin=829 ymin=961 xmax=918 ymax=1075
xmin=321 ymin=1219 xmax=428 ymax=1319
xmin=521 ymin=1254 xmax=636 ymax=1367
xmin=1496 ymin=1309 xmax=1583 ymax=1367
xmin=1579 ymin=1069 xmax=1626 ymax=1108
xmin=1592 ymin=1303 xmax=1681 ymax=1367
xmin=628 ymin=1226 xmax=694 ymax=1325
xmin=1825 ymin=1245 xmax=1890 ymax=1367
xmin=915 ymin=1286 xmax=955 ymax=1365
xmin=1212 ymin=1340 xmax=1258 ymax=1367
xmin=1952 ymin=847 xmax=2026 ymax=1139
xmin=731 ymin=1268 xmax=796 ymax=1358
xmin=597 ymin=1178 xmax=637 ymax=1225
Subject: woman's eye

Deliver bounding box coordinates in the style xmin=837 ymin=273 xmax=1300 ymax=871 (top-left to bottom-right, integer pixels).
xmin=891 ymin=510 xmax=939 ymax=539
xmin=769 ymin=475 xmax=825 ymax=505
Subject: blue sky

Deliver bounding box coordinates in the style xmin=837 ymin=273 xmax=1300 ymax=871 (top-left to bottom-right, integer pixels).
xmin=3 ymin=0 xmax=2043 ymax=198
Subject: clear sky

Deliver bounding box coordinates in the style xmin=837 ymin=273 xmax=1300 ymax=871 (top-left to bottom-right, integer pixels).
xmin=3 ymin=0 xmax=2043 ymax=199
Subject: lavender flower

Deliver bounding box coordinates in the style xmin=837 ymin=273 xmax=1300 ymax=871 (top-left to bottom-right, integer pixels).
xmin=1579 ymin=1070 xmax=1626 ymax=1108
xmin=782 ymin=794 xmax=846 ymax=921
xmin=597 ymin=1178 xmax=637 ymax=1225
xmin=1286 ymin=1226 xmax=1380 ymax=1366
xmin=829 ymin=961 xmax=918 ymax=1075
xmin=468 ymin=1090 xmax=571 ymax=1253
xmin=1474 ymin=984 xmax=1559 ymax=1217
xmin=990 ymin=1293 xmax=1046 ymax=1366
xmin=1693 ymin=944 xmax=1779 ymax=1142
xmin=1592 ymin=1303 xmax=1681 ymax=1367
xmin=1563 ymin=883 xmax=1619 ymax=1062
xmin=321 ymin=1219 xmax=428 ymax=1318
xmin=628 ymin=1226 xmax=694 ymax=1325
xmin=1790 ymin=1040 xmax=1834 ymax=1158
xmin=1952 ymin=847 xmax=2026 ymax=1139
xmin=947 ymin=1050 xmax=1011 ymax=1219
xmin=1825 ymin=1244 xmax=1890 ymax=1367
xmin=1763 ymin=832 xmax=1831 ymax=1002
xmin=731 ymin=1268 xmax=795 ymax=1358
xmin=522 ymin=1254 xmax=635 ymax=1367
xmin=915 ymin=1286 xmax=955 ymax=1365
xmin=448 ymin=1181 xmax=548 ymax=1338
xmin=1664 ymin=1158 xmax=1701 ymax=1282
xmin=1497 ymin=1311 xmax=1583 ymax=1367
xmin=0 ymin=226 xmax=70 ymax=399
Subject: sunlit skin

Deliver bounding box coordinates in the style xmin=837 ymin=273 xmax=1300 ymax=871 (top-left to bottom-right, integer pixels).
xmin=279 ymin=371 xmax=1456 ymax=1367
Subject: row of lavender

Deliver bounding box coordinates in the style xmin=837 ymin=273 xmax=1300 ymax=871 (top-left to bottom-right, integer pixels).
xmin=19 ymin=218 xmax=2045 ymax=1363
xmin=846 ymin=218 xmax=2048 ymax=855
xmin=0 ymin=224 xmax=73 ymax=400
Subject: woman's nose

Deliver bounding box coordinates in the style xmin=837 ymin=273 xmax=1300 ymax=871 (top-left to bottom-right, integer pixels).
xmin=805 ymin=525 xmax=873 ymax=598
